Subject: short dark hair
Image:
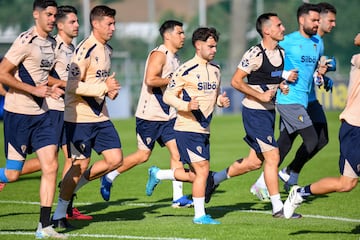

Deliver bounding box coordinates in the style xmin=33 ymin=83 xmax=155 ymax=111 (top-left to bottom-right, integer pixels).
xmin=33 ymin=0 xmax=57 ymax=11
xmin=56 ymin=5 xmax=78 ymax=23
xmin=159 ymin=20 xmax=183 ymax=39
xmin=256 ymin=13 xmax=278 ymax=38
xmin=317 ymin=2 xmax=337 ymax=15
xmin=90 ymin=5 xmax=116 ymax=25
xmin=192 ymin=27 xmax=220 ymax=47
xmin=297 ymin=3 xmax=320 ymax=22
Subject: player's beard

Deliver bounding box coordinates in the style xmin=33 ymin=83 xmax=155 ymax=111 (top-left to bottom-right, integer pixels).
xmin=303 ymin=26 xmax=317 ymax=37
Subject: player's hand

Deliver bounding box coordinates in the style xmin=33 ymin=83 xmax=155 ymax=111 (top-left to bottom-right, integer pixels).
xmin=33 ymin=82 xmax=52 ymax=98
xmin=219 ymin=91 xmax=230 ymax=108
xmin=318 ymin=56 xmax=329 ymax=75
xmin=106 ymin=72 xmax=121 ymax=92
xmin=50 ymin=83 xmax=65 ymax=100
xmin=279 ymin=81 xmax=289 ymax=95
xmin=287 ymin=69 xmax=298 ymax=83
xmin=260 ymin=89 xmax=275 ymax=103
xmin=107 ymin=89 xmax=119 ymax=100
xmin=188 ymin=96 xmax=199 ymax=111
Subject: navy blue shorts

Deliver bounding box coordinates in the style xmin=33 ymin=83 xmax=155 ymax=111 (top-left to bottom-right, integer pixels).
xmin=175 ymin=130 xmax=210 ymax=165
xmin=136 ymin=117 xmax=176 ymax=150
xmin=48 ymin=110 xmax=66 ymax=147
xmin=242 ymin=106 xmax=278 ymax=153
xmin=339 ymin=121 xmax=360 ymax=178
xmin=3 ymin=110 xmax=57 ymax=160
xmin=65 ymin=120 xmax=121 ymax=159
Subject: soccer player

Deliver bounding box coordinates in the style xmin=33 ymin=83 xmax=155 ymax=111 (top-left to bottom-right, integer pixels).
xmin=0 ymin=0 xmax=66 ymax=238
xmin=4 ymin=5 xmax=92 ymax=221
xmin=99 ymin=20 xmax=193 ymax=208
xmin=251 ymin=2 xmax=336 ymax=199
xmin=204 ymin=13 xmax=300 ymax=218
xmin=277 ymin=2 xmax=337 ymax=189
xmin=51 ymin=5 xmax=122 ymax=229
xmin=145 ymin=27 xmax=230 ymax=224
xmin=283 ymin=32 xmax=360 ymax=218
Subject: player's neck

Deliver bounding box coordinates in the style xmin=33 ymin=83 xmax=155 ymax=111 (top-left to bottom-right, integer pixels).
xmin=35 ymin=25 xmax=50 ymax=39
xmin=262 ymin=39 xmax=278 ymax=50
xmin=58 ymin=32 xmax=74 ymax=45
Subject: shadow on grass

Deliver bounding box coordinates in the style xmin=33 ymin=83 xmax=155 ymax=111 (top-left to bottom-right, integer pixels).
xmin=64 ymin=197 xmax=169 ymax=232
xmin=289 ymin=227 xmax=360 ymax=236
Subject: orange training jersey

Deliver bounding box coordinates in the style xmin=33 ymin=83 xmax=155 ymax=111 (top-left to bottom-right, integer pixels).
xmin=164 ymin=54 xmax=222 ymax=134
xmin=135 ymin=44 xmax=179 ymax=121
xmin=65 ymin=33 xmax=111 ymax=123
xmin=339 ymin=53 xmax=360 ymax=127
xmin=47 ymin=34 xmax=75 ymax=111
xmin=4 ymin=26 xmax=55 ymax=115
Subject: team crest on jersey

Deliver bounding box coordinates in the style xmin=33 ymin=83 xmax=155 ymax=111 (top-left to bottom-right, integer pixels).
xmin=241 ymin=59 xmax=249 ymax=67
xmin=196 ymin=146 xmax=202 ymax=154
xmin=71 ymin=66 xmax=80 ymax=77
xmin=298 ymin=115 xmax=304 ymax=122
xmin=169 ymin=79 xmax=176 ymax=88
xmin=21 ymin=145 xmax=27 ymax=154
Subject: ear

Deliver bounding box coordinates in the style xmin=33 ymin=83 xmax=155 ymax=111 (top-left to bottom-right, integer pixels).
xmin=33 ymin=10 xmax=39 ymax=20
xmin=299 ymin=16 xmax=305 ymax=26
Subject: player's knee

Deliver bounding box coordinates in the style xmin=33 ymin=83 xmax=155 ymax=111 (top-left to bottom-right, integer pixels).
xmin=339 ymin=180 xmax=357 ymax=192
xmin=4 ymin=170 xmax=21 ymax=182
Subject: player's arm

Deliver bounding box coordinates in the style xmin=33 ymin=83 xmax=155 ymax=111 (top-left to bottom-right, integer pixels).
xmin=163 ymin=76 xmax=191 ymax=111
xmin=145 ymin=51 xmax=171 ymax=87
xmin=48 ymin=75 xmax=66 ymax=88
xmin=0 ymin=57 xmax=51 ymax=98
xmin=231 ymin=68 xmax=274 ymax=103
xmin=66 ymin=59 xmax=109 ymax=97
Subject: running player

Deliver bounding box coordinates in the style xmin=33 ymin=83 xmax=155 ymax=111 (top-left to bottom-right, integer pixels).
xmin=204 ymin=13 xmax=300 ymax=218
xmin=99 ymin=20 xmax=192 ymax=208
xmin=283 ymin=32 xmax=360 ymax=218
xmin=51 ymin=5 xmax=122 ymax=229
xmin=0 ymin=0 xmax=66 ymax=238
xmin=145 ymin=27 xmax=230 ymax=224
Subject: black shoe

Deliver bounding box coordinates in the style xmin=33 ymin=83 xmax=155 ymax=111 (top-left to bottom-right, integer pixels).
xmin=66 ymin=194 xmax=76 ymax=217
xmin=205 ymin=171 xmax=219 ymax=203
xmin=51 ymin=217 xmax=75 ymax=229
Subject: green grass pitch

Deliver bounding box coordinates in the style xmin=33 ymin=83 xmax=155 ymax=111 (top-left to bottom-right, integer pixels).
xmin=0 ymin=111 xmax=359 ymax=240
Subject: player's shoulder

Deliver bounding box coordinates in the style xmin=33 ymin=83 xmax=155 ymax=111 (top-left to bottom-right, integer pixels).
xmin=16 ymin=28 xmax=37 ymax=45
xmin=74 ymin=37 xmax=97 ymax=59
xmin=245 ymin=45 xmax=262 ymax=57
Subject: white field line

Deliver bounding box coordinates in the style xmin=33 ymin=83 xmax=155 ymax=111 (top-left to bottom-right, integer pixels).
xmin=0 ymin=200 xmax=359 ymax=223
xmin=0 ymin=231 xmax=204 ymax=240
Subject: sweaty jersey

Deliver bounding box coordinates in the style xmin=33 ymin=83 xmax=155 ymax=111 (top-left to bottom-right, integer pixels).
xmin=135 ymin=44 xmax=179 ymax=121
xmin=238 ymin=42 xmax=284 ymax=110
xmin=4 ymin=26 xmax=55 ymax=115
xmin=163 ymin=54 xmax=222 ymax=134
xmin=47 ymin=34 xmax=75 ymax=111
xmin=65 ymin=33 xmax=112 ymax=123
xmin=339 ymin=53 xmax=360 ymax=127
xmin=308 ymin=34 xmax=325 ymax=102
xmin=277 ymin=31 xmax=322 ymax=108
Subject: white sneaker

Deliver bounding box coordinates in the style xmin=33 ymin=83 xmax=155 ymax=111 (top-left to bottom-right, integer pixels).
xmin=250 ymin=183 xmax=270 ymax=202
xmin=35 ymin=223 xmax=67 ymax=239
xmin=283 ymin=185 xmax=304 ymax=219
xmin=278 ymin=167 xmax=290 ymax=183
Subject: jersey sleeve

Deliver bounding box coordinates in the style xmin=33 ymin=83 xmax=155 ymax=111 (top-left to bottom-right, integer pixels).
xmin=163 ymin=73 xmax=189 ymax=112
xmin=67 ymin=52 xmax=108 ymax=97
xmin=237 ymin=46 xmax=262 ymax=74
